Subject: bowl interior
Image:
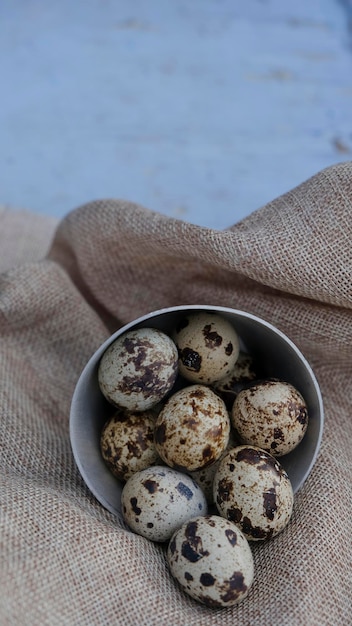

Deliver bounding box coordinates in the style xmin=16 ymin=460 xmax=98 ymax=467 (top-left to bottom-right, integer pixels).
xmin=70 ymin=305 xmax=324 ymax=518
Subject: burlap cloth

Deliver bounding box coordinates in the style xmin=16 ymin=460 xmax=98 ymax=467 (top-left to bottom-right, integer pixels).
xmin=1 ymin=162 xmax=352 ymax=625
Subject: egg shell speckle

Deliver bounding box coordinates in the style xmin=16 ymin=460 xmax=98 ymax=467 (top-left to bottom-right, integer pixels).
xmin=213 ymin=445 xmax=294 ymax=541
xmin=167 ymin=514 xmax=254 ymax=608
xmin=121 ymin=466 xmax=208 ymax=542
xmin=189 ymin=428 xmax=239 ymax=504
xmin=98 ymin=327 xmax=178 ymax=411
xmin=173 ymin=312 xmax=240 ymax=384
xmin=100 ymin=408 xmax=161 ymax=481
xmin=231 ymin=379 xmax=309 ymax=456
xmin=154 ymin=384 xmax=230 ymax=472
xmin=211 ymin=352 xmax=259 ymax=408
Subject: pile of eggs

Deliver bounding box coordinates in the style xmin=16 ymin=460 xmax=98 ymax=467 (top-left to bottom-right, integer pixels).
xmin=97 ymin=312 xmax=309 ymax=608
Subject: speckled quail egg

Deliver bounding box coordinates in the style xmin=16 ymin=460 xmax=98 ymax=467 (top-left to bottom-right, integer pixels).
xmin=154 ymin=384 xmax=230 ymax=472
xmin=167 ymin=514 xmax=254 ymax=607
xmin=100 ymin=408 xmax=161 ymax=481
xmin=121 ymin=465 xmax=208 ymax=542
xmin=213 ymin=445 xmax=294 ymax=541
xmin=231 ymin=379 xmax=308 ymax=456
xmin=172 ymin=312 xmax=240 ymax=384
xmin=98 ymin=327 xmax=178 ymax=411
xmin=212 ymin=352 xmax=258 ymax=408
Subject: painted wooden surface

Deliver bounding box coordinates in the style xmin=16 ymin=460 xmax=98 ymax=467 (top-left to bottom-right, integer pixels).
xmin=1 ymin=0 xmax=351 ymax=228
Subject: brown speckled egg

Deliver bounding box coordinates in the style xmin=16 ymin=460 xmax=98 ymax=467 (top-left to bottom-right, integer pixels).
xmin=100 ymin=408 xmax=161 ymax=481
xmin=173 ymin=312 xmax=240 ymax=384
xmin=98 ymin=327 xmax=178 ymax=411
xmin=167 ymin=514 xmax=254 ymax=607
xmin=231 ymin=379 xmax=309 ymax=456
xmin=154 ymin=384 xmax=230 ymax=472
xmin=213 ymin=445 xmax=294 ymax=541
xmin=121 ymin=466 xmax=208 ymax=542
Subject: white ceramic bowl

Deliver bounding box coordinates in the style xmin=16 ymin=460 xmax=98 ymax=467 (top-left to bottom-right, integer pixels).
xmin=70 ymin=305 xmax=324 ymax=517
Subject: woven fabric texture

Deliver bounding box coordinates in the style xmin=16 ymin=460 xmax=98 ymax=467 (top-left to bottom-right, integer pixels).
xmin=1 ymin=162 xmax=352 ymax=625
xmin=0 ymin=206 xmax=58 ymax=273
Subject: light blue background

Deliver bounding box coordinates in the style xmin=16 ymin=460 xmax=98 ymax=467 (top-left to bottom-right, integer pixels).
xmin=1 ymin=0 xmax=351 ymax=228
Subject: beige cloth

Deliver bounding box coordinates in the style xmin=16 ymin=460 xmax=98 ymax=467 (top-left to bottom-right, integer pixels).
xmin=1 ymin=162 xmax=352 ymax=625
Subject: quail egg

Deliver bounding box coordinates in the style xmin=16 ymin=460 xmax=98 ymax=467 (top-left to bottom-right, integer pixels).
xmin=121 ymin=465 xmax=208 ymax=542
xmin=98 ymin=327 xmax=178 ymax=411
xmin=100 ymin=408 xmax=161 ymax=481
xmin=231 ymin=380 xmax=308 ymax=456
xmin=173 ymin=312 xmax=240 ymax=384
xmin=167 ymin=514 xmax=254 ymax=607
xmin=154 ymin=384 xmax=230 ymax=472
xmin=213 ymin=445 xmax=294 ymax=541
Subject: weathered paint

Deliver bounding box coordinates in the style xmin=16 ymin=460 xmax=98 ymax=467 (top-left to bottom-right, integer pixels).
xmin=0 ymin=0 xmax=351 ymax=228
